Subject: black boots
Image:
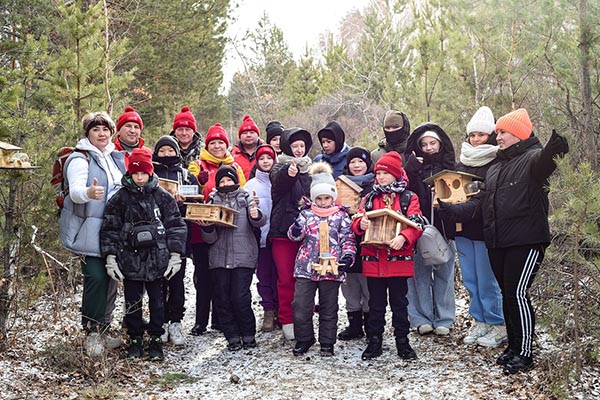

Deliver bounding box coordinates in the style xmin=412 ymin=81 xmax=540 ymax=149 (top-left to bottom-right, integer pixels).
xmin=126 ymin=337 xmax=143 ymax=360
xmin=338 ymin=311 xmax=365 ymax=341
xmin=396 ymin=336 xmax=417 ymax=360
xmin=292 ymin=338 xmax=316 ymax=356
xmin=503 ymin=354 xmax=534 ymax=374
xmin=496 ymin=347 xmax=514 ymax=366
xmin=147 ymin=336 xmax=164 ymax=361
xmin=361 ymin=335 xmax=383 ymax=360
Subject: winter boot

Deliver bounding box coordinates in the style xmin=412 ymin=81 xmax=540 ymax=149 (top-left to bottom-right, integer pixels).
xmin=363 ymin=312 xmax=370 ymax=337
xmin=320 ymin=343 xmax=334 ymax=357
xmin=147 ymin=336 xmax=164 ymax=362
xmin=503 ymin=354 xmax=534 ymax=374
xmin=496 ymin=347 xmax=514 ymax=366
xmin=261 ymin=310 xmax=275 ymax=332
xmin=361 ymin=335 xmax=383 ymax=360
xmin=292 ymin=338 xmax=316 ymax=356
xmin=227 ymin=338 xmax=243 ymax=351
xmin=242 ymin=336 xmax=257 ymax=349
xmin=338 ymin=311 xmax=365 ymax=341
xmin=126 ymin=337 xmax=144 ymax=360
xmin=395 ymin=336 xmax=417 ymax=360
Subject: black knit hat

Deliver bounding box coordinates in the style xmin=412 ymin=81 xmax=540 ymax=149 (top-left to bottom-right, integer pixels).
xmin=346 ymin=146 xmax=372 ymax=171
xmin=266 ymin=121 xmax=284 ymax=144
xmin=153 ymin=135 xmax=181 ymax=158
xmin=215 ymin=165 xmax=239 ymax=186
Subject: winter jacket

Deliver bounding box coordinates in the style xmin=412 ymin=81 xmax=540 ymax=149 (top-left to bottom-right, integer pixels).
xmin=350 ymin=191 xmax=423 ymax=278
xmin=188 ymin=148 xmax=247 ymax=200
xmin=59 ymin=139 xmax=126 ymax=257
xmin=169 ymin=130 xmax=204 ymax=168
xmin=201 ymin=188 xmax=267 ymax=269
xmin=314 ymin=143 xmax=351 ymax=179
xmin=288 ymin=204 xmax=356 ymax=282
xmin=232 ymin=138 xmax=265 ymax=180
xmin=481 ymin=135 xmax=567 ymax=249
xmin=113 ymin=135 xmax=150 ymax=167
xmin=100 ymin=174 xmax=187 ymax=281
xmin=404 ymin=122 xmax=457 ymax=239
xmin=244 ymin=169 xmax=273 ymax=248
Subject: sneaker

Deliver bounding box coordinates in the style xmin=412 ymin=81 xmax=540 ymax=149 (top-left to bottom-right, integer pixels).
xmin=477 ymin=325 xmax=507 ymax=347
xmin=320 ymin=344 xmax=334 ymax=357
xmin=496 ymin=347 xmax=514 ymax=366
xmin=503 ymin=354 xmax=534 ymax=374
xmin=282 ymin=323 xmax=295 ymax=340
xmin=463 ymin=321 xmax=489 ymax=345
xmin=147 ymin=337 xmax=164 ymax=361
xmin=434 ymin=326 xmax=450 ymax=336
xmin=227 ymin=338 xmax=243 ymax=352
xmin=126 ymin=337 xmax=144 ymax=360
xmin=190 ymin=324 xmax=207 ymax=336
xmin=160 ymin=322 xmax=169 ymax=343
xmin=242 ymin=336 xmax=257 ymax=349
xmin=262 ymin=310 xmax=275 ymax=332
xmin=168 ymin=322 xmax=185 ymax=346
xmin=417 ymin=324 xmax=433 ymax=335
xmin=85 ymin=332 xmax=105 ymax=357
xmin=292 ymin=338 xmax=316 ymax=356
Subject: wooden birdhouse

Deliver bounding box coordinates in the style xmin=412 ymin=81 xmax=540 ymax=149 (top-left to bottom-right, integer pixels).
xmin=335 ymin=175 xmax=363 ymax=214
xmin=423 ymin=169 xmax=483 ymax=206
xmin=362 ymin=209 xmax=420 ymax=248
xmin=311 ymin=220 xmax=340 ymax=276
xmin=0 ymin=141 xmax=37 ymax=169
xmin=184 ymin=203 xmax=238 ymax=227
xmin=158 ymin=178 xmax=179 ymax=196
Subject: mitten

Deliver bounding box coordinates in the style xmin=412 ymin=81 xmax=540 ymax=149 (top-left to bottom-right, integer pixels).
xmin=105 ymin=255 xmax=124 ymax=282
xmin=198 ymin=169 xmax=209 ymax=185
xmin=338 ymin=255 xmax=353 ymax=273
xmin=545 ymin=129 xmax=569 ymax=156
xmin=290 ymin=221 xmax=302 ymax=237
xmin=164 ymin=253 xmax=182 ymax=280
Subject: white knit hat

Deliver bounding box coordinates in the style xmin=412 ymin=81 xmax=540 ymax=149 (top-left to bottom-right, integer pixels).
xmin=466 ymin=106 xmax=495 ymax=135
xmin=309 ymin=162 xmax=337 ymax=202
xmin=419 ymin=130 xmax=441 ymax=143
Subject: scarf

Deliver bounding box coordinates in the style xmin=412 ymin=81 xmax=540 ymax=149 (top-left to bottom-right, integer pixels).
xmin=459 ymin=142 xmax=498 ymax=167
xmin=200 ymin=147 xmax=235 ymax=166
xmin=311 ymin=204 xmax=340 ymax=218
xmin=363 ymin=180 xmax=408 ymax=211
xmin=346 ymin=173 xmax=375 ymax=188
xmin=277 ymin=153 xmax=312 ymax=173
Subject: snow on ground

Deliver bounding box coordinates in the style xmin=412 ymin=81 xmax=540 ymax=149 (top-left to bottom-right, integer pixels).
xmin=1 ymin=259 xmax=598 ymax=399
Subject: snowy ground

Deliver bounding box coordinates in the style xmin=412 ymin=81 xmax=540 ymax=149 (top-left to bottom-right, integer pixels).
xmin=1 ymin=259 xmax=598 ymax=399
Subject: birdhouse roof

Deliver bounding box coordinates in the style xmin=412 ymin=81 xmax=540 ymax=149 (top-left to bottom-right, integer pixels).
xmin=423 ymin=169 xmax=483 ymax=185
xmin=0 ymin=141 xmax=22 ymax=151
xmin=335 ymin=175 xmax=362 ymax=193
xmin=364 ymin=208 xmax=421 ymax=229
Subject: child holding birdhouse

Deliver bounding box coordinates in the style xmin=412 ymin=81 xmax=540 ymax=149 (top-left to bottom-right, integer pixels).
xmin=287 ymin=162 xmax=356 ymax=357
xmin=350 ymin=151 xmax=424 ymax=361
xmin=199 ymin=165 xmax=266 ymax=351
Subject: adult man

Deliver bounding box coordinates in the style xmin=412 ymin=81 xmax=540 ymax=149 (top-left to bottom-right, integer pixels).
xmin=170 ymin=106 xmax=204 ymax=168
xmin=232 ymin=114 xmax=264 ymax=179
xmin=481 ymin=108 xmax=568 ymax=374
xmin=371 ymin=110 xmax=411 ymax=163
xmin=114 ymin=106 xmax=149 ymax=163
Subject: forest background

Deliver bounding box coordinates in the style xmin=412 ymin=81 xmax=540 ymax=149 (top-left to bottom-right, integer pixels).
xmin=0 ymin=0 xmax=599 ymax=398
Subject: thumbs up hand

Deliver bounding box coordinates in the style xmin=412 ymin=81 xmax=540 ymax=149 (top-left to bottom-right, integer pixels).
xmin=288 ymin=160 xmax=298 ymax=177
xmin=86 ymin=177 xmax=105 ymax=200
xmin=359 ymin=213 xmax=370 ymax=231
xmin=252 ymin=191 xmax=260 ymax=207
xmin=249 ymin=193 xmax=259 ymax=219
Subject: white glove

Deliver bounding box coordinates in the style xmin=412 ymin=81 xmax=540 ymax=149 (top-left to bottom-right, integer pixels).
xmin=164 ymin=253 xmax=182 ymax=280
xmin=105 ymin=255 xmax=124 ymax=282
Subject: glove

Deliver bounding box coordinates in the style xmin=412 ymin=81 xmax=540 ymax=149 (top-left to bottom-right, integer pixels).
xmin=545 ymin=129 xmax=569 ymax=156
xmin=164 ymin=253 xmax=182 ymax=280
xmin=338 ymin=255 xmax=353 ymax=273
xmin=436 ymin=198 xmax=457 ymax=222
xmin=198 ymin=169 xmax=209 ymax=185
xmin=290 ymin=221 xmax=302 ymax=237
xmin=105 ymin=255 xmax=124 ymax=282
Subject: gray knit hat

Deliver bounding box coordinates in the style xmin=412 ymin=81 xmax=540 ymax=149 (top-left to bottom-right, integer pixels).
xmin=309 ymin=162 xmax=337 ymax=202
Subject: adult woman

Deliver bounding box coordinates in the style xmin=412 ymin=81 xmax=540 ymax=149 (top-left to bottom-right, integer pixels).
xmin=60 ymin=112 xmax=126 ymax=356
xmin=403 ymin=123 xmax=457 ymax=336
xmin=268 ymin=127 xmax=313 ymax=340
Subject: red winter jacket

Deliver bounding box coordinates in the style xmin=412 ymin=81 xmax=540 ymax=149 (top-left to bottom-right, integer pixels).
xmin=350 ymin=192 xmax=423 ymax=278
xmin=113 ymin=136 xmax=150 ymax=167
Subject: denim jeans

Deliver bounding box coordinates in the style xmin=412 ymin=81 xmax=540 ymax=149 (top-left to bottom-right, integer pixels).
xmin=407 ymin=240 xmax=456 ymax=328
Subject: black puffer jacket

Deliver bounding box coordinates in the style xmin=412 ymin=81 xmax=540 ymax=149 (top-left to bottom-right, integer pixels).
xmin=404 ymin=122 xmax=456 ymax=239
xmin=481 ymin=135 xmax=566 ymax=249
xmin=100 ymin=174 xmax=187 ymax=281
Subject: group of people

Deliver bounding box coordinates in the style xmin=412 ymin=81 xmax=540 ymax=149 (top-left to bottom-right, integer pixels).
xmin=59 ymin=104 xmax=568 ymax=375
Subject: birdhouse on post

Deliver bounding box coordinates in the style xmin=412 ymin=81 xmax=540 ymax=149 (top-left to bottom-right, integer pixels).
xmin=335 ymin=175 xmax=362 ymax=214
xmin=362 ymin=209 xmax=420 ymax=248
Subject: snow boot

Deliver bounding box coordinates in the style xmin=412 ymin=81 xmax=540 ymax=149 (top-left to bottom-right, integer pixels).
xmin=361 ymin=335 xmax=383 ymax=360
xmin=126 ymin=337 xmax=144 ymax=360
xmin=395 ymin=336 xmax=417 ymax=360
xmin=292 ymin=338 xmax=316 ymax=356
xmin=147 ymin=336 xmax=164 ymax=362
xmin=338 ymin=311 xmax=365 ymax=341
xmin=320 ymin=343 xmax=334 ymax=357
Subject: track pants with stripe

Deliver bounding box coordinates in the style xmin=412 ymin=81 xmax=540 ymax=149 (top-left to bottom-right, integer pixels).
xmin=488 ymin=245 xmax=545 ymax=358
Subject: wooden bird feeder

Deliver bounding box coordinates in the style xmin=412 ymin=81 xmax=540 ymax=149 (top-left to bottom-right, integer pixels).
xmin=362 ymin=209 xmax=420 ymax=248
xmin=423 ymin=169 xmax=483 ymax=232
xmin=311 ymin=220 xmax=340 ymax=276
xmin=335 ymin=175 xmax=363 ymax=214
xmin=0 ymin=141 xmax=38 ymax=169
xmin=184 ymin=203 xmax=238 ymax=227
xmin=158 ymin=178 xmax=179 ymax=196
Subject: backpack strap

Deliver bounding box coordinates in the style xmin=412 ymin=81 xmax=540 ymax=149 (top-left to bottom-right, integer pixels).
xmin=399 ymin=189 xmax=414 ymax=216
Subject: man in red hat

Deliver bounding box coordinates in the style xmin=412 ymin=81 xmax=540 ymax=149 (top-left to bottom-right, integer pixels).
xmin=232 ymin=115 xmax=265 ymax=180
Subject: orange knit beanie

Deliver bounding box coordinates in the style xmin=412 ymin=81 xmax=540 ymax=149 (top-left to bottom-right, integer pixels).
xmin=495 ymin=108 xmax=532 ymax=140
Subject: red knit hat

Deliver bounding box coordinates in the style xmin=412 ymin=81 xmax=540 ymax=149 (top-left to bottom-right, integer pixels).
xmin=374 ymin=151 xmax=403 ymax=180
xmin=205 ymin=123 xmax=229 ymax=147
xmin=495 ymin=108 xmax=532 ymax=140
xmin=128 ymin=148 xmax=154 ymax=176
xmin=173 ymin=106 xmax=197 ymax=132
xmin=116 ymin=106 xmax=143 ymax=131
xmin=237 ymin=115 xmax=260 ymax=138
xmin=256 ymin=144 xmax=276 ymax=161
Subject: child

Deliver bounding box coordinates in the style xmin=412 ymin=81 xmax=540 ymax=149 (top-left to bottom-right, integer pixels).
xmin=314 ymin=121 xmax=351 ymax=178
xmin=265 ymin=120 xmax=284 ymax=156
xmin=100 ymin=148 xmax=187 ymax=361
xmin=404 ymin=123 xmax=457 ymax=336
xmin=152 ymin=135 xmax=201 ymax=345
xmin=288 ymin=162 xmax=356 ymax=357
xmin=244 ymin=144 xmax=279 ymax=331
xmin=350 ymin=151 xmax=423 ymax=360
xmin=200 ymin=165 xmax=267 ymax=351
xmin=337 ymin=147 xmax=375 ymax=341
